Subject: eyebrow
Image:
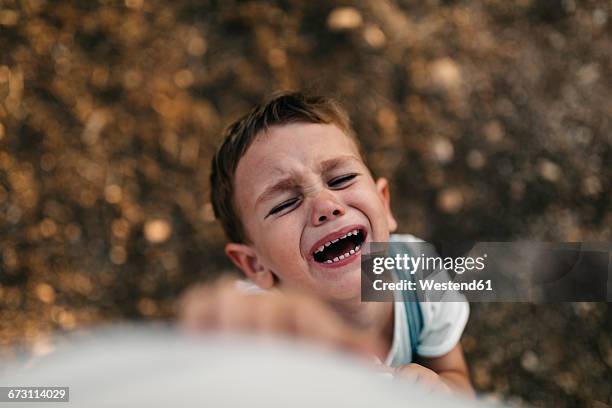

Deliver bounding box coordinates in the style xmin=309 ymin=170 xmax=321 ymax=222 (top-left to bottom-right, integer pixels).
xmin=318 ymin=155 xmax=361 ymax=174
xmin=254 ymin=155 xmax=361 ymax=209
xmin=255 ymin=177 xmax=300 ymax=209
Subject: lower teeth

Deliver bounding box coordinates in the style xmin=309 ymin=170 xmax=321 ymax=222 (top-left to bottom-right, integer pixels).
xmin=324 ymin=246 xmax=361 ymax=264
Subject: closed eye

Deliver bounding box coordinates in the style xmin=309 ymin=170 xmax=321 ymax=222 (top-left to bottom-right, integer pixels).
xmin=328 ymin=173 xmax=358 ymax=188
xmin=267 ymin=197 xmax=300 ymax=217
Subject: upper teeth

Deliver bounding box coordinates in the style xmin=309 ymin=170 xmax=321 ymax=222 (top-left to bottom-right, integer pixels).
xmin=313 ymin=229 xmax=361 ymax=254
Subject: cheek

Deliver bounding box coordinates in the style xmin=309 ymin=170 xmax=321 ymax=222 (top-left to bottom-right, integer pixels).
xmin=345 ymin=188 xmax=383 ymax=216
xmin=345 ymin=189 xmax=391 ymax=237
xmin=260 ymin=220 xmax=305 ymax=269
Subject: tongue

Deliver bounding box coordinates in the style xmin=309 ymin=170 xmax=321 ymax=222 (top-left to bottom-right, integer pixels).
xmin=324 ymin=239 xmax=354 ymax=260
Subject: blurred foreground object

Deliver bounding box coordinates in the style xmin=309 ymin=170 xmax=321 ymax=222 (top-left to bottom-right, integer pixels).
xmin=0 ymin=325 xmax=496 ymax=408
xmin=177 ymin=278 xmax=386 ymax=359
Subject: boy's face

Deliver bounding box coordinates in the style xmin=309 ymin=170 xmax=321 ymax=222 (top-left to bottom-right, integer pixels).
xmin=227 ymin=123 xmax=397 ymax=301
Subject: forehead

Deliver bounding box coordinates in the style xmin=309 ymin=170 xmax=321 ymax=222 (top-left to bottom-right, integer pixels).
xmin=238 ymin=122 xmax=361 ymax=176
xmin=233 ymin=122 xmax=363 ymax=200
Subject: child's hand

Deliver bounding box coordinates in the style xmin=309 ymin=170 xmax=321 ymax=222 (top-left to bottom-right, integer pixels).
xmin=176 ymin=278 xmax=385 ymax=360
xmin=393 ymin=363 xmax=452 ymax=394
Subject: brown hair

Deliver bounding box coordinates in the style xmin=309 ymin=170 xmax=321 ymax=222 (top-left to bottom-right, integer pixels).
xmin=210 ymin=91 xmax=361 ymax=243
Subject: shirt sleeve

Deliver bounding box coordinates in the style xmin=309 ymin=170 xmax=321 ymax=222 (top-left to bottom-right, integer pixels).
xmin=416 ymin=299 xmax=469 ymax=357
xmin=390 ymin=233 xmax=470 ymax=358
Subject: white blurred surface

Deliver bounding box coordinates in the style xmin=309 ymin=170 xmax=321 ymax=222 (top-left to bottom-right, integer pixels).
xmin=0 ymin=325 xmax=496 ymax=407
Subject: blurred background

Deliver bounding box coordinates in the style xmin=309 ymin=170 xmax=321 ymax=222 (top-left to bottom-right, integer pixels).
xmin=0 ymin=0 xmax=610 ymax=406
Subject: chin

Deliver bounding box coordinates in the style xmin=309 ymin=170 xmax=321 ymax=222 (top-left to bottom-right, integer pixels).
xmin=315 ymin=267 xmax=362 ymax=302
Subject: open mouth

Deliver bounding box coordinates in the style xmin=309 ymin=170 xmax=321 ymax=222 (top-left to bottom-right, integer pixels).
xmin=312 ymin=228 xmax=366 ymax=264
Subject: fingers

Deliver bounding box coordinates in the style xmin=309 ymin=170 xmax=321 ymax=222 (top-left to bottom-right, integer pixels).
xmin=175 ymin=279 xmax=382 ymax=359
xmin=177 ymin=283 xmax=218 ymax=331
xmin=178 ymin=278 xmax=263 ymax=332
xmin=393 ymin=364 xmax=452 ymax=394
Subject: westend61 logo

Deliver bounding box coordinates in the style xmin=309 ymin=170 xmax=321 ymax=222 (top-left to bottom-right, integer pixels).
xmin=372 ymin=253 xmax=488 ymax=275
xmin=361 ymin=242 xmax=612 ymax=302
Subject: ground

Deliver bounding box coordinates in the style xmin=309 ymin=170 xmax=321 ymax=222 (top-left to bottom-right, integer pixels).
xmin=0 ymin=1 xmax=610 ymax=406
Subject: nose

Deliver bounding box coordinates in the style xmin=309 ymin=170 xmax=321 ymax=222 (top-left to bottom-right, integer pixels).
xmin=310 ymin=191 xmax=346 ymax=226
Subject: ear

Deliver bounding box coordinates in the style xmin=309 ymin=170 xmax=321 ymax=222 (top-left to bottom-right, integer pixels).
xmin=225 ymin=243 xmax=275 ymax=289
xmin=375 ymin=177 xmax=398 ymax=233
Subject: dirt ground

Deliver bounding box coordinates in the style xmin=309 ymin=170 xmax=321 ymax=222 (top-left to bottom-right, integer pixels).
xmin=0 ymin=1 xmax=611 ymax=406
